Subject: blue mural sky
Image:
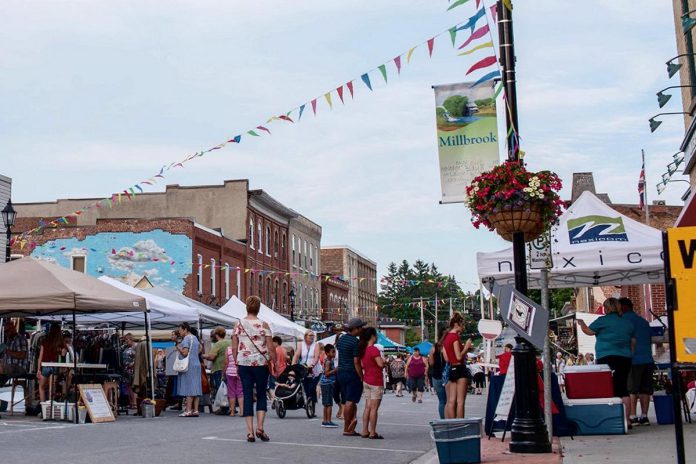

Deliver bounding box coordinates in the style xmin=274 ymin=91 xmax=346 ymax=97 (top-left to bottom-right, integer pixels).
xmin=31 ymin=230 xmax=193 ymax=291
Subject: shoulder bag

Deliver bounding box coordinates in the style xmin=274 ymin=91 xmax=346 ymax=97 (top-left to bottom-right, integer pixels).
xmin=173 ymin=335 xmax=191 ymax=373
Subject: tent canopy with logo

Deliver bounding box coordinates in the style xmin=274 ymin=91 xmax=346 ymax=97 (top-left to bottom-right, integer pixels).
xmin=477 ymin=191 xmax=665 ymax=289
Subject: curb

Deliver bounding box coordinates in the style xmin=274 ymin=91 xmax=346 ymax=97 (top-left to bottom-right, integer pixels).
xmin=409 ymin=447 xmax=438 ymax=464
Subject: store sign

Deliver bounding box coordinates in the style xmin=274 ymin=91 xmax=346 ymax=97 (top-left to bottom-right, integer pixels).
xmin=527 ymin=233 xmax=552 ymax=269
xmin=478 ymin=319 xmax=503 ymax=340
xmin=433 ymin=82 xmax=500 ymax=204
xmin=666 ymin=227 xmax=696 ymax=363
xmin=501 ymin=287 xmax=549 ymax=350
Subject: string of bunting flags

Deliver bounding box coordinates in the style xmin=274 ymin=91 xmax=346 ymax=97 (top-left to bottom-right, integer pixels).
xmin=14 ymin=1 xmax=506 ymax=251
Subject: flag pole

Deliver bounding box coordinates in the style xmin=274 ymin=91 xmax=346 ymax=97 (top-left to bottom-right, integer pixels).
xmin=643 ymin=149 xmax=650 ymax=226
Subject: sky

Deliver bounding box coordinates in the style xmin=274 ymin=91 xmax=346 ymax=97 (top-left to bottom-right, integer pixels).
xmin=0 ymin=0 xmax=689 ymax=291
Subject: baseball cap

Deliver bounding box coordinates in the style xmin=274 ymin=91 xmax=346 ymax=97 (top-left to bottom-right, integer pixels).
xmin=346 ymin=317 xmax=367 ymax=329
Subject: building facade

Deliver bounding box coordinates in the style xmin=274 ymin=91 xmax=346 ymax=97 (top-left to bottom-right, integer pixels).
xmin=320 ymin=273 xmax=349 ymax=323
xmin=0 ymin=175 xmax=11 ymax=260
xmin=289 ymin=214 xmax=322 ymax=320
xmin=321 ymin=246 xmax=378 ymax=326
xmin=14 ymin=180 xmax=322 ymax=311
xmin=12 ymin=217 xmax=247 ymax=305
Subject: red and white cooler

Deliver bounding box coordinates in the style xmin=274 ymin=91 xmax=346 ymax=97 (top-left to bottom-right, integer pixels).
xmin=564 ymin=364 xmax=613 ymax=399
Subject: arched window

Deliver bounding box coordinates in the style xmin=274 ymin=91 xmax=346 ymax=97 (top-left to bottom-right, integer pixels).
xmin=258 ymin=223 xmax=263 ymax=254
xmin=196 ymin=254 xmax=203 ymax=295
xmin=224 ymin=263 xmax=230 ymax=300
xmin=281 ymin=233 xmax=286 ymax=262
xmin=282 ymin=281 xmax=288 ymax=310
xmin=266 ymin=226 xmax=271 ymax=257
xmin=249 ymin=218 xmax=255 ymax=249
xmin=210 ymin=258 xmax=216 ymax=297
xmin=266 ymin=277 xmax=272 ymax=306
xmin=258 ymin=274 xmax=263 ymax=299
xmin=274 ymin=230 xmax=279 ymax=259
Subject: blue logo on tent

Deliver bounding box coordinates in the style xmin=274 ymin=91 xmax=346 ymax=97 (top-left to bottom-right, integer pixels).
xmin=567 ymin=215 xmax=628 ymax=244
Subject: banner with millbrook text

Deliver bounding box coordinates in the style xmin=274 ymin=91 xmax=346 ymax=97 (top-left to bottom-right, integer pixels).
xmin=434 ymin=82 xmax=500 ymax=204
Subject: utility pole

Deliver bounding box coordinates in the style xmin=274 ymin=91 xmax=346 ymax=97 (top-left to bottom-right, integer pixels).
xmin=497 ymin=0 xmax=551 ymax=453
xmin=449 ymin=297 xmax=453 ymax=319
xmin=434 ymin=293 xmax=439 ymax=338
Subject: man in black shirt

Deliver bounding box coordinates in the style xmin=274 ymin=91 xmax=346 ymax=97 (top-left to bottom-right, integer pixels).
xmin=336 ymin=317 xmax=366 ymax=436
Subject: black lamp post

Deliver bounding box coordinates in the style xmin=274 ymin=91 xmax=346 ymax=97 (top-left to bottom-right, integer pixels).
xmin=2 ymin=199 xmax=17 ymax=263
xmin=289 ymin=287 xmax=296 ymax=322
xmin=497 ymin=1 xmax=551 ymax=453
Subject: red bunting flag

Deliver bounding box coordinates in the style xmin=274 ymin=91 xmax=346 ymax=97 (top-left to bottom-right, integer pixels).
xmin=336 ymin=86 xmax=344 ymax=103
xmin=311 ymin=98 xmax=318 ymax=115
xmin=427 ymin=38 xmax=435 ymax=57
xmin=466 ymin=55 xmax=497 ymax=75
xmin=394 ymin=56 xmax=402 ymax=74
xmin=346 ymin=81 xmax=354 ymax=98
xmin=256 ymin=125 xmax=271 ymax=134
xmin=459 ymin=25 xmax=490 ymax=49
xmin=278 ymin=115 xmax=294 ymax=123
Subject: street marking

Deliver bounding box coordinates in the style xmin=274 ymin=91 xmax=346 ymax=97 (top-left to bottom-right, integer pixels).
xmin=202 ymin=436 xmax=425 ymax=454
xmin=0 ymin=424 xmax=76 ymax=434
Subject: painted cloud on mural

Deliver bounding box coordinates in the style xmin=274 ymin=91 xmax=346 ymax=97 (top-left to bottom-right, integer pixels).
xmin=107 ymin=239 xmax=170 ymax=271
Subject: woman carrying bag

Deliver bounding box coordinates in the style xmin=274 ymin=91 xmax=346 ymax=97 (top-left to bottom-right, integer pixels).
xmin=232 ymin=296 xmax=276 ymax=443
xmin=173 ymin=322 xmax=203 ymax=417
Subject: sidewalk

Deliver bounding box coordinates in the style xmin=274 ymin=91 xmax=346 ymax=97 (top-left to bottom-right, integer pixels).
xmin=412 ymin=433 xmax=562 ymax=464
xmin=561 ymin=408 xmax=696 ymax=464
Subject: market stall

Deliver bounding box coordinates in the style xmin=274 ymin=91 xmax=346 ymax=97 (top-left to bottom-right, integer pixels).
xmin=143 ymin=285 xmax=239 ymax=328
xmin=0 ymin=258 xmax=146 ymax=423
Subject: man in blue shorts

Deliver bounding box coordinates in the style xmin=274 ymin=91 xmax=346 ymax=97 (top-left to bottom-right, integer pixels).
xmin=336 ymin=317 xmax=365 ymax=436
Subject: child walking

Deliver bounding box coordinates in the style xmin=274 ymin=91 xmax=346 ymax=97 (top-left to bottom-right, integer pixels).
xmin=320 ymin=344 xmax=339 ymax=428
xmin=223 ymin=344 xmax=243 ymax=416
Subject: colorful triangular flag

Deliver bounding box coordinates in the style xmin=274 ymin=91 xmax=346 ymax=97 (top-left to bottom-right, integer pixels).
xmin=427 ymin=38 xmax=435 ymax=57
xmin=378 ymin=64 xmax=388 ymax=83
xmin=347 ymin=81 xmax=354 ymax=98
xmin=466 ymin=55 xmax=497 ymax=75
xmin=337 ymin=86 xmax=344 ymax=103
xmin=361 ymin=73 xmax=373 ymax=90
xmin=324 ymin=92 xmax=333 ymax=110
xmin=394 ymin=56 xmax=402 ymax=74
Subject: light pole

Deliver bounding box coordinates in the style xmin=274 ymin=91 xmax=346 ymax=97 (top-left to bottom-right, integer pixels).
xmin=289 ymin=287 xmax=296 ymax=322
xmin=496 ymin=0 xmax=551 ymax=453
xmin=2 ymin=199 xmax=17 ymax=263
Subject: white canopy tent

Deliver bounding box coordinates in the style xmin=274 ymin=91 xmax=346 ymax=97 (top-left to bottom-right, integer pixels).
xmin=219 ymin=295 xmax=307 ymax=339
xmin=144 ymin=286 xmax=238 ymax=327
xmin=477 ymin=191 xmax=665 ymax=289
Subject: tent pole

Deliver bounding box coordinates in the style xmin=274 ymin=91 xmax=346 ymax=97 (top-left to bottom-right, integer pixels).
xmin=72 ymin=309 xmax=79 ymax=424
xmin=144 ymin=311 xmax=154 ymax=400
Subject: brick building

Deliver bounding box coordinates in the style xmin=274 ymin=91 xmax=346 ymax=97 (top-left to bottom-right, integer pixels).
xmin=14 ymin=180 xmax=322 ymax=311
xmin=321 ymin=246 xmax=378 ymax=326
xmin=289 ymin=214 xmax=322 ymax=320
xmin=320 ymin=273 xmax=349 ymax=323
xmin=11 ymin=217 xmax=246 ymax=306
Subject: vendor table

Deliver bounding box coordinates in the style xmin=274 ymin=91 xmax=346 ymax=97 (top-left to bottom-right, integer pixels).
xmin=42 ymin=362 xmax=108 ymax=421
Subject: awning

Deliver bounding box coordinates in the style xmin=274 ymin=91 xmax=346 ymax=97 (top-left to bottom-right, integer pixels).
xmin=219 ymin=296 xmax=306 ymax=338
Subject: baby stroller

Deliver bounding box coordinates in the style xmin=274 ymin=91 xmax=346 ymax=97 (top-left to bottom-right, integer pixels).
xmin=272 ymin=364 xmax=315 ymax=419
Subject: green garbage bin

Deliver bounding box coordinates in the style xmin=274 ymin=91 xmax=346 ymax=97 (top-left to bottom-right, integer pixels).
xmin=430 ymin=418 xmax=482 ymax=464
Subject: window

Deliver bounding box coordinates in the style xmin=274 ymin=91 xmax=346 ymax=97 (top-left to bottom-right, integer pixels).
xmin=281 ymin=233 xmax=286 ymax=262
xmin=282 ymin=281 xmax=287 ymax=309
xmin=266 ymin=226 xmax=271 ymax=257
xmin=71 ymin=256 xmax=86 ymax=273
xmin=304 ymin=241 xmax=308 ymax=269
xmin=309 ymin=246 xmax=313 ymax=273
xmin=314 ymin=245 xmax=318 ymax=273
xmin=258 ymin=223 xmax=263 ymax=254
xmin=210 ymin=258 xmax=216 ymax=297
xmin=258 ymin=275 xmax=263 ymax=299
xmin=197 ymin=254 xmax=203 ymax=295
xmin=274 ymin=280 xmax=279 ymax=309
xmin=274 ymin=230 xmax=279 ymax=258
xmin=249 ymin=218 xmax=255 ymax=249
xmin=266 ymin=277 xmax=272 ymax=307
xmin=236 ymin=268 xmax=241 ymax=298
xmin=224 ymin=262 xmax=230 ymax=300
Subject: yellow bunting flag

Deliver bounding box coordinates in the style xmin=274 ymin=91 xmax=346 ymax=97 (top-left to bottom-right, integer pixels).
xmin=458 ymin=41 xmax=493 ymax=56
xmin=406 ymin=47 xmax=416 ymax=63
xmin=324 ymin=92 xmax=333 ymax=110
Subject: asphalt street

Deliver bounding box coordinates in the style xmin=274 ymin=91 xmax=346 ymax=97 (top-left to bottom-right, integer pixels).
xmin=0 ymin=391 xmax=487 ymax=464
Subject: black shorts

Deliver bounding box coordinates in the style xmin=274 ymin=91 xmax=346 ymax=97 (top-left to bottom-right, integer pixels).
xmin=628 ymin=363 xmax=655 ymax=395
xmin=409 ymin=376 xmax=425 ymax=392
xmin=598 ymin=355 xmax=632 ymax=398
xmin=449 ymin=364 xmax=471 ymax=383
xmin=473 ymin=372 xmax=486 ymax=388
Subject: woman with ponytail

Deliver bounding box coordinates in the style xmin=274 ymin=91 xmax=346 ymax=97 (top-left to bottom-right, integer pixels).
xmin=442 ymin=312 xmax=473 ymax=419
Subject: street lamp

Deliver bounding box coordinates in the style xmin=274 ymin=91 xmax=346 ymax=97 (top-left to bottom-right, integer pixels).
xmin=649 ymin=112 xmax=688 ymax=133
xmin=666 ymin=54 xmax=696 ymax=78
xmin=289 ymin=287 xmax=296 ymax=322
xmin=1 ymin=199 xmax=17 ymax=263
xmin=656 ymin=86 xmax=696 ymax=108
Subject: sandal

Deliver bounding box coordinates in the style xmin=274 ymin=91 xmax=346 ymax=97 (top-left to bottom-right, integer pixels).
xmin=178 ymin=411 xmax=191 ymax=417
xmin=369 ymin=434 xmax=385 ymax=439
xmin=247 ymin=433 xmax=256 ymax=443
xmin=360 ymin=433 xmax=370 ymax=438
xmin=343 ymin=431 xmax=361 ymax=436
xmin=256 ymin=429 xmax=270 ymax=442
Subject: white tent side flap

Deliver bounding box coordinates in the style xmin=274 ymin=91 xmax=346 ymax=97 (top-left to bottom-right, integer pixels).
xmin=477 ymin=191 xmax=665 ymax=289
xmin=219 ymin=296 xmax=306 ymax=339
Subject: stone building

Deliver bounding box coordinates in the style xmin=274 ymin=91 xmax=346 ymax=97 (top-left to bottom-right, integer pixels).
xmin=321 ymin=245 xmax=378 ymax=326
xmin=289 ymin=214 xmax=322 ymax=320
xmin=14 ymin=180 xmax=321 ymax=312
xmin=11 ymin=217 xmax=247 ymax=305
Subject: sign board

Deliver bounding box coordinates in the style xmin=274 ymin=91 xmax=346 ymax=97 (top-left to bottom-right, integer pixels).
xmin=527 ymin=232 xmax=552 ymax=270
xmin=78 ymin=384 xmax=115 ymax=423
xmin=433 ymin=82 xmax=500 ymax=204
xmin=478 ymin=319 xmax=503 ymax=341
xmin=666 ymin=227 xmax=696 ymax=363
xmin=494 ymin=357 xmax=515 ymax=421
xmin=502 ymin=287 xmax=549 ymax=350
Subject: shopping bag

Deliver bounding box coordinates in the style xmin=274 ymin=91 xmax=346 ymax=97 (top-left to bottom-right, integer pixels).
xmin=213 ymin=382 xmax=229 ymax=411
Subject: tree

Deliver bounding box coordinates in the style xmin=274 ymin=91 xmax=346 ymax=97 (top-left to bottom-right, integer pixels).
xmin=442 ymin=95 xmax=469 ymax=117
xmin=474 ymin=97 xmax=494 ymax=108
xmin=526 ymin=287 xmax=574 ymax=318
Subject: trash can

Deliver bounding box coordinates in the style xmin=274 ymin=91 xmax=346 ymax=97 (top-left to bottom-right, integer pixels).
xmin=142 ymin=403 xmax=155 ymax=418
xmin=653 ymin=394 xmax=674 ymax=425
xmin=430 ymin=418 xmax=482 ymax=464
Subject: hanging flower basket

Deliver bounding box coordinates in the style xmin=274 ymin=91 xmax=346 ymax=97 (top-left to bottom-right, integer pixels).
xmin=466 ymin=161 xmax=565 ymax=243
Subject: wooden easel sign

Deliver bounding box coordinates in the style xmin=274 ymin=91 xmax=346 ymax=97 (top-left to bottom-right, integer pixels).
xmin=78 ymin=384 xmax=115 ymax=423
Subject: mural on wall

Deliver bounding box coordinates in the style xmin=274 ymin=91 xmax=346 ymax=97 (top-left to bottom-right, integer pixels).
xmin=31 ymin=230 xmax=192 ymax=292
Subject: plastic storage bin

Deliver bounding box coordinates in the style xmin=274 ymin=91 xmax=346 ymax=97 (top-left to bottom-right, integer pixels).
xmin=430 ymin=418 xmax=482 ymax=464
xmin=564 ymin=364 xmax=614 ymax=399
xmin=564 ymin=397 xmax=626 ymax=435
xmin=41 ymin=401 xmax=68 ymax=420
xmin=653 ymin=394 xmax=674 ymax=425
